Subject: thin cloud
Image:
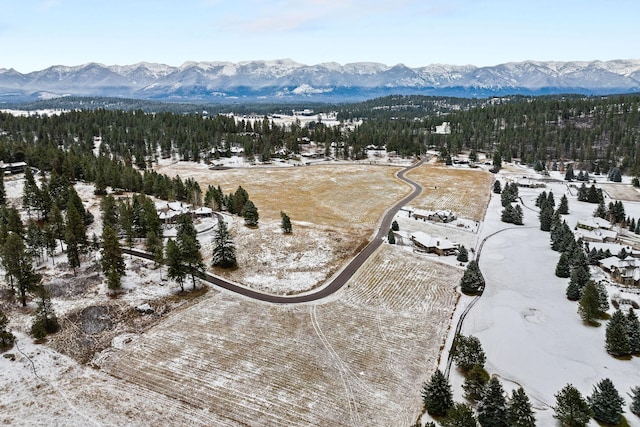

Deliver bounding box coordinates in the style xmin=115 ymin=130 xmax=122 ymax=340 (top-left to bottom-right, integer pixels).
xmin=37 ymin=0 xmax=60 ymax=12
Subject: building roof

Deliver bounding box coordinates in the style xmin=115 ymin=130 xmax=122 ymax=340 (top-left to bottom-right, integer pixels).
xmin=577 ymin=217 xmax=612 ymax=230
xmin=575 ymin=227 xmax=617 ymax=242
xmin=600 ymin=256 xmax=640 ymax=280
xmin=411 ymin=231 xmax=457 ymax=250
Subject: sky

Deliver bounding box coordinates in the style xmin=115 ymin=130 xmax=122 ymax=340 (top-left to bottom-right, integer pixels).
xmin=1 ymin=0 xmax=638 ymax=73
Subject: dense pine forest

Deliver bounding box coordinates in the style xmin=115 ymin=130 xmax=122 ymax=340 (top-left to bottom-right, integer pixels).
xmin=2 ymin=94 xmax=640 ymax=200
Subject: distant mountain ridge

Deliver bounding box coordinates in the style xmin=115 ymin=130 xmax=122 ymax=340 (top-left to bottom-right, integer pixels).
xmin=1 ymin=59 xmax=640 ymax=102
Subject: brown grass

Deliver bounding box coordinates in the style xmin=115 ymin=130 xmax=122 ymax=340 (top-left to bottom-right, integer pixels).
xmin=405 ymin=165 xmax=494 ymax=221
xmin=98 ymin=245 xmax=463 ymax=426
xmin=599 ymin=183 xmax=640 ymax=202
xmin=154 ymin=163 xmax=411 ymax=229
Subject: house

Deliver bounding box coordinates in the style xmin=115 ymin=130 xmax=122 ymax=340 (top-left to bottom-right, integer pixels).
xmin=410 ymin=231 xmax=458 ymax=256
xmin=0 ymin=161 xmax=27 ymax=175
xmin=194 ymin=206 xmax=213 ymax=217
xmin=411 ymin=209 xmax=457 ymax=223
xmin=599 ymin=256 xmax=640 ymax=286
xmin=577 ymin=217 xmax=612 ymax=231
xmin=574 ymin=227 xmax=618 ymax=243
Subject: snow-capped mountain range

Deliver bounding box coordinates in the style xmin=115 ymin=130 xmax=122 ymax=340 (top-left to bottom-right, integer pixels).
xmin=1 ymin=59 xmax=639 ymax=102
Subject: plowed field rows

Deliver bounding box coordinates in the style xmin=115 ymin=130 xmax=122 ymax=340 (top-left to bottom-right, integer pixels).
xmin=99 ymin=245 xmax=462 ymax=426
xmin=406 ymin=165 xmax=494 ymax=221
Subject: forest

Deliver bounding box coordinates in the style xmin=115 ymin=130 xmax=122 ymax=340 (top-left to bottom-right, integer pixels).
xmin=1 ymin=93 xmax=640 ymax=201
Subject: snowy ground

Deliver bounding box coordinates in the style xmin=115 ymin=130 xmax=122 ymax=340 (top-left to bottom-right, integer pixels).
xmin=434 ymin=165 xmax=640 ymax=426
xmin=7 ymin=157 xmax=640 ymax=425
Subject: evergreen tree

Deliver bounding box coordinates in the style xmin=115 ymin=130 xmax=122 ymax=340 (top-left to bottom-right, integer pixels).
xmin=554 ymin=384 xmax=592 ymax=427
xmin=539 ymin=205 xmax=554 ymax=231
xmin=625 ymin=309 xmax=640 ymax=354
xmin=535 ymin=191 xmax=547 ymax=208
xmin=50 ymin=204 xmax=65 ymax=251
xmin=457 ymin=246 xmax=469 ymax=263
xmin=594 ymin=200 xmax=608 ymax=219
xmin=513 ymin=205 xmax=524 ymax=225
xmin=629 ymin=386 xmax=640 ymax=416
xmin=606 ymin=309 xmax=631 ymax=356
xmin=558 ymin=194 xmax=569 ymax=214
xmin=30 ymin=286 xmax=60 ymax=339
xmin=587 ymin=185 xmax=600 ymax=204
xmin=501 ymin=204 xmax=515 ymax=223
xmin=281 ymin=211 xmax=292 ymax=234
xmin=493 ymin=180 xmax=502 ymax=194
xmin=387 ymin=229 xmax=396 ymax=244
xmin=565 ymin=164 xmax=575 ymax=181
xmin=4 ymin=232 xmax=41 ymax=307
xmin=594 ymin=281 xmax=609 ymax=313
xmin=566 ymin=280 xmax=583 ymax=301
xmin=555 ymin=252 xmax=571 ymax=278
xmin=578 ymin=281 xmax=603 ymax=325
xmin=176 ymin=215 xmax=205 ymax=290
xmin=441 ymin=402 xmax=477 ymax=427
xmin=460 ymin=260 xmax=485 ymax=295
xmin=0 ymin=172 xmax=5 ymax=207
xmin=492 ymin=151 xmax=502 ymax=173
xmin=118 ymin=199 xmax=134 ymax=249
xmin=231 ymin=186 xmax=249 ymax=214
xmin=43 ymin=224 xmax=57 ymax=265
xmin=22 ymin=165 xmax=38 ymax=218
xmin=453 ymin=334 xmax=486 ymax=372
xmin=547 ymin=190 xmax=556 ymax=208
xmin=211 ymin=220 xmax=237 ymax=269
xmin=501 ymin=182 xmax=518 ymax=206
xmin=588 ymin=378 xmax=625 ymax=426
xmin=165 ymin=238 xmax=186 ymax=292
xmin=462 ymin=363 xmax=488 ymax=403
xmin=421 ymin=369 xmax=454 ymax=417
xmin=477 ymin=376 xmax=508 ymax=427
xmin=608 ymin=167 xmax=623 ymax=182
xmin=507 ymin=387 xmax=536 ymax=427
xmin=64 ymin=201 xmax=87 ymax=273
xmin=566 ymin=263 xmax=590 ymax=301
xmin=242 ymin=200 xmax=259 ymax=226
xmin=145 ymin=230 xmax=164 ymax=272
xmin=101 ymin=224 xmax=125 ymax=291
xmin=0 ymin=307 xmax=15 ymax=350
xmin=577 ymin=183 xmax=588 ymax=202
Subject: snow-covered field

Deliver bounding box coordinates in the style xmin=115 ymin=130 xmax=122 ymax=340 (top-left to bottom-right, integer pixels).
xmin=5 ymin=157 xmax=640 ymax=426
xmin=437 ymin=165 xmax=640 ymax=426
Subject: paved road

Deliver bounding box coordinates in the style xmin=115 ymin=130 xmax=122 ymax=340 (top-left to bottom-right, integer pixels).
xmin=125 ymin=158 xmax=426 ymax=304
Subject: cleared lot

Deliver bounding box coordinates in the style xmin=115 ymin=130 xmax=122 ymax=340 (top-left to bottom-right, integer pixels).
xmin=98 ymin=244 xmax=463 ymax=426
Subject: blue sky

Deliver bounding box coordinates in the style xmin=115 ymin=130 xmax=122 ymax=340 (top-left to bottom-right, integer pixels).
xmin=1 ymin=0 xmax=637 ymax=72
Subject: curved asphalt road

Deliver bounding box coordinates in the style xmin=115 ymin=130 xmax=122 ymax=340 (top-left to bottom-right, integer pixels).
xmin=125 ymin=158 xmax=426 ymax=304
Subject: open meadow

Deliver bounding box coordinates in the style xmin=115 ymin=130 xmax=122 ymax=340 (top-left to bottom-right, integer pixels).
xmin=97 ymin=244 xmax=463 ymax=426
xmin=1 ymin=161 xmax=493 ymax=426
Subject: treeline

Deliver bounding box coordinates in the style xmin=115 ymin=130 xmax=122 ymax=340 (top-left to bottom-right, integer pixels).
xmin=2 ymin=94 xmax=640 ymax=180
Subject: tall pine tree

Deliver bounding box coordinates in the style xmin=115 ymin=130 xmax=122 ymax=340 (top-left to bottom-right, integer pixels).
xmin=554 ymin=384 xmax=592 ymax=427
xmin=421 ymin=369 xmax=453 ymax=417
xmin=588 ymin=378 xmax=625 ymax=426
xmin=507 ymin=387 xmax=536 ymax=427
xmin=477 ymin=376 xmax=508 ymax=427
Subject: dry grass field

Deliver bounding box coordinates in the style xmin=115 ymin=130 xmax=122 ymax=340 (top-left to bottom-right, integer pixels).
xmin=98 ymin=244 xmax=463 ymax=426
xmin=599 ymin=182 xmax=640 ymax=202
xmin=155 ymin=162 xmax=411 ymax=228
xmin=406 ymin=165 xmax=494 ymax=221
